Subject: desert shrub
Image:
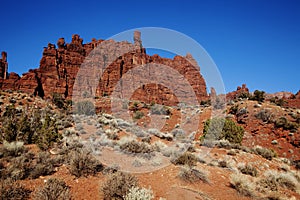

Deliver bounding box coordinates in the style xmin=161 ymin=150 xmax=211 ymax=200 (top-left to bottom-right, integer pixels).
xmin=124 ymin=187 xmax=154 ymax=200
xmin=200 ymin=99 xmax=211 ymax=107
xmin=218 ymin=160 xmax=229 ymax=168
xmin=227 ymin=149 xmax=237 ymax=156
xmin=252 ymin=146 xmax=277 ymax=160
xmin=270 ymin=97 xmax=287 ymax=107
xmin=257 ymin=170 xmax=300 ymax=193
xmin=129 ymin=101 xmax=140 ymax=112
xmin=133 ymin=111 xmax=144 ymax=120
xmin=229 ymin=104 xmax=239 ymax=115
xmin=102 ymin=164 xmax=120 ymax=175
xmin=237 ymin=92 xmax=250 ymax=99
xmin=35 ymin=115 xmax=61 ymax=150
xmin=68 ymin=149 xmax=103 ymax=177
xmin=274 ymin=117 xmax=298 ymax=132
xmin=33 ymin=113 xmax=62 ymax=150
xmin=0 ymin=141 xmax=26 ymax=157
xmin=75 ymin=100 xmax=95 ymax=115
xmin=256 ymin=176 xmax=278 ymax=193
xmin=255 ymin=109 xmax=274 ymax=123
xmin=202 ymin=118 xmax=244 ymax=144
xmin=52 ymin=92 xmax=65 ymax=109
xmin=178 ymin=166 xmax=209 ymax=183
xmin=150 ymin=104 xmax=170 ymax=115
xmin=0 ymin=179 xmax=31 ymax=200
xmin=215 ymin=139 xmax=241 ymax=150
xmin=171 ymin=152 xmax=197 ymax=167
xmin=276 ymin=172 xmax=299 ymax=192
xmin=102 ymin=171 xmax=138 ymax=200
xmin=34 ymin=178 xmax=71 ymax=200
xmin=212 ymin=96 xmax=226 ymax=110
xmin=230 ymin=173 xmax=255 ymax=197
xmin=250 ymin=90 xmax=265 ymax=103
xmin=264 ymin=192 xmax=287 ymax=200
xmin=238 ymin=163 xmax=258 ymax=177
xmin=30 ymin=152 xmax=57 ymax=179
xmin=120 ymin=140 xmax=153 ymax=154
xmin=4 ymin=152 xmax=35 ymax=180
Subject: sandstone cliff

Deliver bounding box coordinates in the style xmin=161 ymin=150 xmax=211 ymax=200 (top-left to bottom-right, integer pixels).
xmin=0 ymin=31 xmax=208 ymax=106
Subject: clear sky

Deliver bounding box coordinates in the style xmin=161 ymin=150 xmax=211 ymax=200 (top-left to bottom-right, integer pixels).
xmin=0 ymin=0 xmax=299 ymax=94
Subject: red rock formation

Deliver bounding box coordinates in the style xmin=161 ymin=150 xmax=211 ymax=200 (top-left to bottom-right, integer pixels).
xmin=226 ymin=84 xmax=250 ymax=101
xmin=286 ymin=90 xmax=300 ymax=108
xmin=0 ymin=52 xmax=8 ymax=79
xmin=0 ymin=31 xmax=208 ymax=107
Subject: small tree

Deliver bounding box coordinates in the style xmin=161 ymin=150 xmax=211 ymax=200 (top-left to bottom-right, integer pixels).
xmin=251 ymin=90 xmax=265 ymax=103
xmin=202 ymin=118 xmax=244 ymax=144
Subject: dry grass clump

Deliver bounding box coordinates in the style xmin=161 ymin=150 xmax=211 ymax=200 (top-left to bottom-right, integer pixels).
xmin=171 ymin=152 xmax=198 ymax=167
xmin=120 ymin=139 xmax=154 ymax=154
xmin=238 ymin=163 xmax=258 ymax=177
xmin=252 ymin=146 xmax=277 ymax=160
xmin=256 ymin=170 xmax=300 ymax=194
xmin=230 ymin=173 xmax=255 ymax=197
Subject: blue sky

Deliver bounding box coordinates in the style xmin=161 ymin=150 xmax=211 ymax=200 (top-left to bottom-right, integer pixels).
xmin=0 ymin=0 xmax=299 ymax=94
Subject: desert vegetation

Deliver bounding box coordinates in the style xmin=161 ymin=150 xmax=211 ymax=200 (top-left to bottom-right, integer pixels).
xmin=0 ymin=90 xmax=299 ymax=199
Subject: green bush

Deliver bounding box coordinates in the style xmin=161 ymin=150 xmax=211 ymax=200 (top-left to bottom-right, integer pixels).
xmin=75 ymin=100 xmax=95 ymax=115
xmin=102 ymin=171 xmax=138 ymax=200
xmin=202 ymin=118 xmax=244 ymax=144
xmin=0 ymin=106 xmax=62 ymax=150
xmin=34 ymin=178 xmax=71 ymax=200
xmin=33 ymin=114 xmax=62 ymax=150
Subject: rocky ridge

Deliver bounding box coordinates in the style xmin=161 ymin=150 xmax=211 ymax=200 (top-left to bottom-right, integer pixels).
xmin=0 ymin=31 xmax=208 ymax=107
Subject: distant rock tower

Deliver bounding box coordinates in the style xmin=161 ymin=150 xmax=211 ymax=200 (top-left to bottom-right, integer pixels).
xmin=0 ymin=51 xmax=8 ymax=79
xmin=134 ymin=31 xmax=142 ymax=49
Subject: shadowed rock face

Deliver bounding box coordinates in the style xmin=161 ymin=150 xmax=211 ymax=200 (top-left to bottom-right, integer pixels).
xmin=0 ymin=31 xmax=208 ymax=106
